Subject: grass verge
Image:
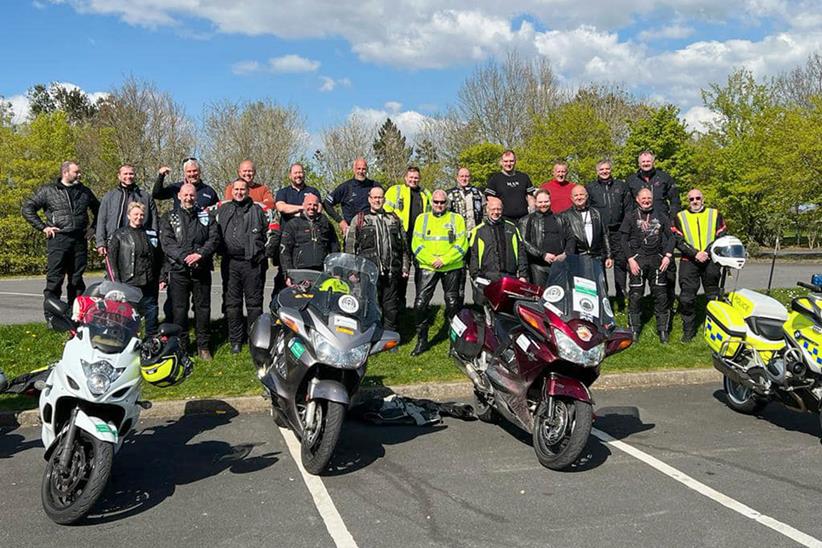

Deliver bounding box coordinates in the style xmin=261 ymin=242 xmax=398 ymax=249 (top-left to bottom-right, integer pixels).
xmin=0 ymin=287 xmax=809 ymax=412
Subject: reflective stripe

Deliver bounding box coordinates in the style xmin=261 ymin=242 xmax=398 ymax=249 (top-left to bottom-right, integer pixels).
xmin=705 ymin=209 xmax=717 ymax=248
xmin=414 ymin=245 xmax=424 ymax=254
xmin=678 ymin=209 xmax=719 ymax=252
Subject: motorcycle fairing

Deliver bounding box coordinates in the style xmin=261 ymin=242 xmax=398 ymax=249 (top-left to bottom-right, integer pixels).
xmin=545 ymin=374 xmax=593 ymax=404
xmin=43 ymin=409 xmax=119 ymax=460
xmin=785 ymin=310 xmax=822 ymax=374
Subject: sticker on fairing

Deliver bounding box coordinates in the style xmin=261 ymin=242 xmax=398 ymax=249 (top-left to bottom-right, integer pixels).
xmin=602 ymin=297 xmax=613 ymax=318
xmin=543 ymin=285 xmax=564 ymax=303
xmin=572 ymin=277 xmax=599 ymax=317
xmin=516 ymin=334 xmax=531 ymax=352
xmin=289 ymin=339 xmax=306 ymax=359
xmin=450 ymin=315 xmax=467 ymax=337
xmin=334 ymin=315 xmax=358 ymax=331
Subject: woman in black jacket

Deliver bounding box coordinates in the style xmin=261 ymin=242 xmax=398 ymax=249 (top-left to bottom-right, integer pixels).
xmin=107 ymin=202 xmax=163 ymax=336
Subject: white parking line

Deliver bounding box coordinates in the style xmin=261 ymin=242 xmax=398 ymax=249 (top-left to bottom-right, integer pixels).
xmin=0 ymin=291 xmax=43 ymax=297
xmin=592 ymin=428 xmax=822 ymax=548
xmin=279 ymin=426 xmax=358 ymax=548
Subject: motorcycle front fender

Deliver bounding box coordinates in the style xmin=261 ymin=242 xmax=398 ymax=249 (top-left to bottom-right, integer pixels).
xmin=544 ymin=374 xmax=593 ymax=404
xmin=307 ymin=379 xmax=350 ymax=406
xmin=43 ymin=409 xmax=118 ymax=461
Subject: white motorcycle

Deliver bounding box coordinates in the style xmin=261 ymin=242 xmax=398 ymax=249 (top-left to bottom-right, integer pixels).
xmin=38 ymin=280 xmax=188 ymax=524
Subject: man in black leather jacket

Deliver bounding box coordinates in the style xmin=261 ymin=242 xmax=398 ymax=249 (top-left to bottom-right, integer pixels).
xmin=280 ymin=193 xmax=340 ymax=282
xmin=22 ymin=161 xmax=100 ymax=320
xmin=159 ymin=183 xmax=220 ymax=360
xmin=216 ymin=179 xmax=268 ymax=353
xmin=559 ymin=185 xmax=613 ymax=267
xmin=518 ymin=189 xmax=565 ymax=286
xmin=108 ymin=202 xmax=163 ymax=336
xmin=586 ymin=159 xmax=632 ymax=308
xmin=345 ymin=187 xmax=409 ymax=331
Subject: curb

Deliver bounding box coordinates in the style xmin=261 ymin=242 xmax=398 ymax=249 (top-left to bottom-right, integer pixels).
xmin=0 ymin=368 xmax=721 ymax=429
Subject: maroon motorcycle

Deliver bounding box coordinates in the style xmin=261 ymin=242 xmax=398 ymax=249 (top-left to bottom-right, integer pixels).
xmin=450 ymin=255 xmax=633 ymax=470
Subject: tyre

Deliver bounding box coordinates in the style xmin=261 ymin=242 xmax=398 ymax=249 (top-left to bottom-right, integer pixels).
xmin=301 ymin=400 xmax=345 ymax=475
xmin=723 ymin=376 xmax=765 ymax=414
xmin=41 ymin=429 xmax=114 ymax=524
xmin=473 ymin=390 xmax=497 ymax=423
xmin=532 ymin=397 xmax=592 ymax=471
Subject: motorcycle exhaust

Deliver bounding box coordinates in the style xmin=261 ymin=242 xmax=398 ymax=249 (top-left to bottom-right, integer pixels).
xmin=712 ymin=355 xmax=762 ymax=392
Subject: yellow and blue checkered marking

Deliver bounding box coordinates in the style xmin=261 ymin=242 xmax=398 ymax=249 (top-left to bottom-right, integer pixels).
xmin=706 ymin=319 xmax=724 ymax=342
xmin=801 ymin=340 xmax=822 ymax=366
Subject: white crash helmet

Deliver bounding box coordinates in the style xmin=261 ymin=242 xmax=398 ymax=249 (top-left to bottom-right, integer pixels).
xmin=710 ymin=235 xmax=746 ymax=270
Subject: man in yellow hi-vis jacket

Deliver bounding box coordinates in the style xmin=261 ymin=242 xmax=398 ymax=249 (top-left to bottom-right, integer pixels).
xmin=671 ymin=188 xmax=726 ymax=342
xmin=410 ymin=189 xmax=467 ymax=356
xmin=384 ymin=166 xmax=432 ymax=310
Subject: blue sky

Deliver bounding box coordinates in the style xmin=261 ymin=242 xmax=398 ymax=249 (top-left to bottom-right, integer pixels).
xmin=2 ymin=1 xmax=820 ymax=140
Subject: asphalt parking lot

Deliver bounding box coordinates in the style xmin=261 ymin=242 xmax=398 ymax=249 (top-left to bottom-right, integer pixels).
xmin=2 ymin=383 xmax=821 ymax=547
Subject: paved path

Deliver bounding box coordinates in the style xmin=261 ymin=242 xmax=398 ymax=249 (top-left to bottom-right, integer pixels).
xmin=2 ymin=384 xmax=821 ymax=547
xmin=0 ymin=261 xmax=819 ymax=325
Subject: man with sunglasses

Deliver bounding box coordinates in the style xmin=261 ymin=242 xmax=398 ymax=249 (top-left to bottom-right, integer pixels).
xmin=153 ymin=158 xmax=219 ymax=210
xmin=409 ymin=189 xmax=467 ymax=355
xmin=345 ymin=186 xmax=409 ymax=332
xmin=672 ymin=189 xmax=727 ymax=342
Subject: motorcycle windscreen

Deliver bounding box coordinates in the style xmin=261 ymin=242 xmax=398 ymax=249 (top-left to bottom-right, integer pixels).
xmin=540 ymin=254 xmax=615 ymax=329
xmin=74 ymin=281 xmax=142 ymax=353
xmin=309 ymin=252 xmax=381 ymax=327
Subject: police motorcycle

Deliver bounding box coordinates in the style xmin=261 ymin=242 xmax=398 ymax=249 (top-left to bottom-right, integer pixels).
xmin=38 ymin=280 xmax=191 ymax=524
xmin=249 ymin=253 xmax=400 ymax=475
xmin=705 ymin=236 xmax=822 ymax=428
xmin=450 ymin=255 xmax=634 ymax=470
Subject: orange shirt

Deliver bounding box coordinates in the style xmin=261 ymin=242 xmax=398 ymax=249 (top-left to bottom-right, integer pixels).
xmin=224 ymin=182 xmax=275 ymax=209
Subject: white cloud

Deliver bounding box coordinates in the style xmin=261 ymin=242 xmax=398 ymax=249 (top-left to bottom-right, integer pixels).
xmin=349 ymin=106 xmax=430 ymax=143
xmin=682 ymin=105 xmax=720 ymax=133
xmin=638 ymin=24 xmax=694 ymax=42
xmin=268 ymin=54 xmax=320 ymax=73
xmin=231 ymin=60 xmax=260 ymax=75
xmin=384 ymin=101 xmax=402 ymax=113
xmin=318 ymin=76 xmax=351 ymax=92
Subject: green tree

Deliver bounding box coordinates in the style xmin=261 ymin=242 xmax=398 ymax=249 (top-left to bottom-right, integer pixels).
xmin=616 ymin=104 xmax=695 ymax=188
xmin=519 ymin=101 xmax=614 ymax=184
xmin=372 ymin=118 xmax=412 ymax=185
xmin=27 ymin=83 xmax=100 ymax=124
xmin=457 ymin=142 xmax=504 ymax=188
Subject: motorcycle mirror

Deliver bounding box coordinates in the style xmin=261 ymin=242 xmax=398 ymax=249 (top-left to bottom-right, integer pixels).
xmin=44 ymin=297 xmax=73 ymax=332
xmin=812 ymin=274 xmax=822 ymax=289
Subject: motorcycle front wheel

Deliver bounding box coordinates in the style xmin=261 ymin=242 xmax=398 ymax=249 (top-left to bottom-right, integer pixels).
xmin=301 ymin=399 xmax=345 ymax=475
xmin=41 ymin=429 xmax=113 ymax=524
xmin=723 ymin=375 xmax=765 ymax=414
xmin=533 ymin=397 xmax=592 ymax=470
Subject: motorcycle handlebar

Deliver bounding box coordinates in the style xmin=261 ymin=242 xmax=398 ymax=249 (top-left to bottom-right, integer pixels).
xmin=797 ymin=281 xmax=821 ymax=292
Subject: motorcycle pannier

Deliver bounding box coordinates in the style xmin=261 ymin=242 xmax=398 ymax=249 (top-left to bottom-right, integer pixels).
xmin=450 ymin=309 xmax=484 ymax=359
xmin=704 ymin=300 xmax=746 ymax=357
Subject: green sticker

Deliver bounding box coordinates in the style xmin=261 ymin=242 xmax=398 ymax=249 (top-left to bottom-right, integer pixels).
xmin=449 ymin=329 xmax=457 ymax=341
xmin=289 ymin=339 xmax=306 ymax=359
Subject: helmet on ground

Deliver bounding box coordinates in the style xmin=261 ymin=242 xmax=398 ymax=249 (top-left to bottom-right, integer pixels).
xmin=140 ymin=335 xmax=192 ymax=387
xmin=710 ymin=235 xmax=746 ymax=270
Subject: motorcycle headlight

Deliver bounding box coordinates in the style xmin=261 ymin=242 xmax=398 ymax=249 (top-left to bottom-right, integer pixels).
xmin=81 ymin=360 xmax=123 ymax=395
xmin=310 ymin=331 xmax=370 ymax=369
xmin=553 ymin=329 xmax=604 ymax=367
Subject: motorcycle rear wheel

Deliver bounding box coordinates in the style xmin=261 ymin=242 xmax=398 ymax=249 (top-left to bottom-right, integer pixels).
xmin=301 ymin=399 xmax=345 ymax=475
xmin=533 ymin=398 xmax=592 ymax=471
xmin=41 ymin=429 xmax=113 ymax=524
xmin=723 ymin=376 xmax=765 ymax=414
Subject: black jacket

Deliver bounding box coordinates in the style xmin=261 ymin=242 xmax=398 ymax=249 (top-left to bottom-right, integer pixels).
xmin=96 ymin=184 xmax=158 ymax=248
xmin=446 ymin=186 xmax=484 ymax=231
xmin=159 ymin=206 xmax=220 ymax=273
xmin=585 ymin=177 xmax=632 ymax=231
xmin=152 ymin=173 xmax=219 ymax=210
xmin=345 ymin=209 xmax=409 ymax=277
xmin=216 ymin=198 xmax=267 ymax=262
xmin=559 ymin=207 xmax=611 ymax=259
xmin=107 ymin=225 xmax=162 ymax=286
xmin=626 ymin=168 xmax=681 ymax=218
xmin=22 ymin=178 xmax=100 ymax=235
xmin=280 ymin=213 xmax=340 ymax=273
xmin=324 ymin=178 xmax=381 ymax=223
xmin=468 ymin=219 xmax=528 ymax=280
xmin=518 ymin=211 xmax=565 ymax=266
xmin=619 ymin=207 xmax=675 ymax=259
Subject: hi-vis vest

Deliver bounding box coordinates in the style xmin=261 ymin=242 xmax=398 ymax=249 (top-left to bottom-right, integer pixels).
xmin=469 ymin=221 xmax=522 ymax=272
xmin=411 ymin=212 xmax=467 ymax=272
xmin=677 ymin=208 xmax=719 ymax=252
xmin=384 ymin=184 xmax=432 ymax=232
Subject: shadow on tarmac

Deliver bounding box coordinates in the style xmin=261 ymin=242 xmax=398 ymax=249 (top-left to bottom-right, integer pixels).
xmin=0 ymin=423 xmax=43 ymax=459
xmin=712 ymin=389 xmax=822 ymax=439
xmin=81 ymin=400 xmax=280 ymax=525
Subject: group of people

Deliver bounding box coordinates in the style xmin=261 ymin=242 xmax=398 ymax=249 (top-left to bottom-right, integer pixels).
xmin=21 ymin=149 xmax=726 ymax=362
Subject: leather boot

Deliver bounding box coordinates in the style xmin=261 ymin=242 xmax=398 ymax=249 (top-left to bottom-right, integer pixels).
xmin=411 ymin=328 xmax=429 ymax=356
xmin=658 ymin=330 xmax=669 ymax=344
xmin=629 ymin=313 xmax=642 ymax=342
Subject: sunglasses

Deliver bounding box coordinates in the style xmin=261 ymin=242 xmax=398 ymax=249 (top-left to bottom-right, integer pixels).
xmin=432 ymin=200 xmax=447 ymax=205
xmin=688 ymin=196 xmax=703 ymax=202
xmin=181 ymin=156 xmax=197 ymax=165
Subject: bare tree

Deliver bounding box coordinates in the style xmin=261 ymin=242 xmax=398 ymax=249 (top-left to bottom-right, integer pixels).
xmin=773 ymin=52 xmax=822 ymax=108
xmin=201 ymin=99 xmax=305 ymax=192
xmin=95 ymin=77 xmax=195 ymax=185
xmin=573 ymin=83 xmax=651 ymax=147
xmin=313 ymin=112 xmax=377 ymax=188
xmin=456 ymin=51 xmax=562 ymax=148
xmin=415 ymin=110 xmax=481 ymax=180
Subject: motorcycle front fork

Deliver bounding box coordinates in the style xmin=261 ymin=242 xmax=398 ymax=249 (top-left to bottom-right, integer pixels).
xmin=303 ymin=378 xmax=320 ymax=433
xmin=58 ymin=407 xmax=80 ymax=470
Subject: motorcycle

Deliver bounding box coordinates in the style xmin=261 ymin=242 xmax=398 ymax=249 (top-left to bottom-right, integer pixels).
xmin=38 ymin=280 xmax=190 ymax=524
xmin=450 ymin=255 xmax=634 ymax=470
xmin=249 ymin=253 xmax=400 ymax=475
xmin=705 ymin=236 xmax=822 ymax=429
